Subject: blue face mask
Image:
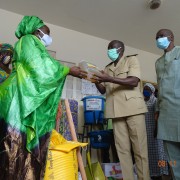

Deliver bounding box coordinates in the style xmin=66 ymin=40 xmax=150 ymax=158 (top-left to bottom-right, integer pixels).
xmin=107 ymin=47 xmax=121 ymax=61
xmin=143 ymin=90 xmax=151 ymax=98
xmin=156 ymin=37 xmax=170 ymax=50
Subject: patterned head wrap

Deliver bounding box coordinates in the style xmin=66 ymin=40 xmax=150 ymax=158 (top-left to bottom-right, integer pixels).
xmin=0 ymin=43 xmax=13 ymax=53
xmin=15 ymin=16 xmax=45 ymax=39
xmin=144 ymin=83 xmax=155 ymax=93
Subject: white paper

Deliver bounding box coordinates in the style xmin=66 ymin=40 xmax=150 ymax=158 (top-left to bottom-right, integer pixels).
xmin=81 ymin=79 xmax=101 ymax=95
xmin=86 ymin=98 xmax=102 ymax=110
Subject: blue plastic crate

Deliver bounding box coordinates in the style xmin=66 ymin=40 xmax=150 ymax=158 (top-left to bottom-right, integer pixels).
xmin=88 ymin=130 xmax=113 ymax=149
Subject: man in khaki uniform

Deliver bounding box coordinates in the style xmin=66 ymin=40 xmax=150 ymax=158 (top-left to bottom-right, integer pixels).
xmin=94 ymin=40 xmax=150 ymax=180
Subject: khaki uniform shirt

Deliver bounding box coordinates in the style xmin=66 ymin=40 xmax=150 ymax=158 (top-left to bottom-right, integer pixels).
xmin=104 ymin=55 xmax=147 ymax=118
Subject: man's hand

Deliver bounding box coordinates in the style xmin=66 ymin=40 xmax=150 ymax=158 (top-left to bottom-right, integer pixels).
xmin=154 ymin=111 xmax=159 ymax=138
xmin=154 ymin=125 xmax=158 ymax=138
xmin=154 ymin=111 xmax=159 ymax=121
xmin=92 ymin=70 xmax=113 ymax=83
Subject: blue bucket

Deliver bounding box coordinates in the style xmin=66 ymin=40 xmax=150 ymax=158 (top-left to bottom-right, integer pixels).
xmin=88 ymin=130 xmax=113 ymax=149
xmin=82 ymin=96 xmax=105 ymax=124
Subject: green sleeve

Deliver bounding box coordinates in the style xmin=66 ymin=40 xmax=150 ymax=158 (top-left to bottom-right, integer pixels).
xmin=63 ymin=65 xmax=70 ymax=76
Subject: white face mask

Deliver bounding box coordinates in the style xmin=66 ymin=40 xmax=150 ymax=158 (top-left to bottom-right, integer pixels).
xmin=38 ymin=29 xmax=52 ymax=47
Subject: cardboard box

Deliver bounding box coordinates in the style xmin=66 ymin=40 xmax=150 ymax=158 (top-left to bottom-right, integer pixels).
xmin=101 ymin=163 xmax=123 ymax=179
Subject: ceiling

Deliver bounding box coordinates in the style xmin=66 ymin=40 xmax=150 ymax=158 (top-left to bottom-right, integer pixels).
xmin=0 ymin=0 xmax=180 ymax=55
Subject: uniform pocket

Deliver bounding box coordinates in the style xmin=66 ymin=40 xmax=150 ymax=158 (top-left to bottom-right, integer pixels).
xmin=124 ymin=91 xmax=144 ymax=109
xmin=115 ymin=69 xmax=129 ymax=78
xmin=124 ymin=91 xmax=143 ymax=100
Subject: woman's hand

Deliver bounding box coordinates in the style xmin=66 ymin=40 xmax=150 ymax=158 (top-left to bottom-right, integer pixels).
xmin=69 ymin=66 xmax=87 ymax=79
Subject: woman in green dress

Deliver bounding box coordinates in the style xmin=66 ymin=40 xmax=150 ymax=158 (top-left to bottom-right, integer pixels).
xmin=0 ymin=16 xmax=86 ymax=180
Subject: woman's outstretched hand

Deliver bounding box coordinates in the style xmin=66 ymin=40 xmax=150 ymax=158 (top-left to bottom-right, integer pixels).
xmin=69 ymin=66 xmax=87 ymax=79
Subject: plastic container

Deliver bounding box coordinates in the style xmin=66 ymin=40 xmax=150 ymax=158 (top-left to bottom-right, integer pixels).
xmin=82 ymin=96 xmax=105 ymax=124
xmin=79 ymin=61 xmax=101 ymax=82
xmin=88 ymin=130 xmax=113 ymax=149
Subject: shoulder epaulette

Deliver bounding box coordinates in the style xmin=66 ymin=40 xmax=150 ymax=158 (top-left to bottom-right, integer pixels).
xmin=126 ymin=54 xmax=138 ymax=58
xmin=105 ymin=61 xmax=114 ymax=67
